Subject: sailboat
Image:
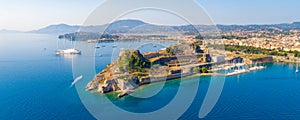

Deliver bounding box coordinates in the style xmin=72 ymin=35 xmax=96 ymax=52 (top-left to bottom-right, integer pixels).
xmin=56 ymin=36 xmax=81 ymax=55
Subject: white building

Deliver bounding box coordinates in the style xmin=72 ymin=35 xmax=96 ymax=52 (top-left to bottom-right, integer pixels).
xmin=211 ymin=55 xmax=226 ymax=62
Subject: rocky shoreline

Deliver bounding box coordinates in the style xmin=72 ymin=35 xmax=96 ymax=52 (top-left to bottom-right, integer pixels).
xmin=86 ymin=41 xmax=271 ymax=98
xmin=86 ymin=41 xmax=214 ymax=97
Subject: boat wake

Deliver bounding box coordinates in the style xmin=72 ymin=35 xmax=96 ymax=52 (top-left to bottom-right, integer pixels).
xmin=70 ymin=75 xmax=83 ymax=87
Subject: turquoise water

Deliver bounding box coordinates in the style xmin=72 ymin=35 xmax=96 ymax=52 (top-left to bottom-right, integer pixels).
xmin=0 ymin=33 xmax=95 ymax=119
xmin=1 ymin=33 xmax=300 ymax=119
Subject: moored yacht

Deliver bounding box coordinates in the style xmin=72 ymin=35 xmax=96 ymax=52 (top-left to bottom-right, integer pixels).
xmin=226 ymin=69 xmax=249 ymax=76
xmin=249 ymin=66 xmax=265 ymax=71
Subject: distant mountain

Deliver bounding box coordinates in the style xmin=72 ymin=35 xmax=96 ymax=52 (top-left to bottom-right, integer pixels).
xmin=30 ymin=19 xmax=300 ymax=35
xmin=216 ymin=22 xmax=300 ymax=32
xmin=273 ymin=22 xmax=300 ymax=31
xmin=104 ymin=19 xmax=147 ymax=33
xmin=0 ymin=29 xmax=22 ymax=33
xmin=30 ymin=24 xmax=80 ymax=34
xmin=107 ymin=19 xmax=146 ymax=28
xmin=30 ymin=20 xmax=148 ymax=34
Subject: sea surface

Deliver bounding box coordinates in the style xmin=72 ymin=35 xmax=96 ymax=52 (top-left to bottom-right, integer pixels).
xmin=1 ymin=33 xmax=300 ymax=119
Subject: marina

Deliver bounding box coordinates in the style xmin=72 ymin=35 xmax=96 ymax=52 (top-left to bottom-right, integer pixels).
xmin=212 ymin=63 xmax=266 ymax=76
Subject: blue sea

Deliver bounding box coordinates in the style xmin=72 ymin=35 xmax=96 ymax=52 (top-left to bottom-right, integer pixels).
xmin=1 ymin=33 xmax=300 ymax=119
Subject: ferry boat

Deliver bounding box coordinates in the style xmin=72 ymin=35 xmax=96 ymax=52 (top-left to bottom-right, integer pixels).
xmin=56 ymin=36 xmax=81 ymax=55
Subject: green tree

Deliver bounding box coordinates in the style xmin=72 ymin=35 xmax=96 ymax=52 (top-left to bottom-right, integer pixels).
xmin=201 ymin=67 xmax=208 ymax=73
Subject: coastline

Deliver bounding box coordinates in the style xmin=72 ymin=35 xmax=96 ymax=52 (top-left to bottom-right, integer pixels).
xmin=113 ymin=73 xmax=222 ymax=98
xmin=112 ymin=59 xmax=300 ymax=98
xmin=107 ymin=67 xmax=267 ymax=98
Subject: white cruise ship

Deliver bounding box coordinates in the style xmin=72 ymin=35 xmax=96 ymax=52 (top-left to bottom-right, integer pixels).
xmin=56 ymin=48 xmax=81 ymax=55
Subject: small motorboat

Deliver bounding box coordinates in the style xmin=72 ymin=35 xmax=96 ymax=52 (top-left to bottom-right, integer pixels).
xmin=296 ymin=64 xmax=299 ymax=73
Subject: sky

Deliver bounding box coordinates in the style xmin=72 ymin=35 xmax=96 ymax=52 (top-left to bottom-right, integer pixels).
xmin=0 ymin=0 xmax=300 ymax=31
